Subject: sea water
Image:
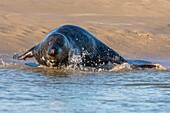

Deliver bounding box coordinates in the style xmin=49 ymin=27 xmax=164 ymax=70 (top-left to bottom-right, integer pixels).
xmin=0 ymin=66 xmax=170 ymax=113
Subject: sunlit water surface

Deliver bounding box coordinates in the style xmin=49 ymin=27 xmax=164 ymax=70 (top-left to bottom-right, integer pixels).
xmin=0 ymin=67 xmax=170 ymax=113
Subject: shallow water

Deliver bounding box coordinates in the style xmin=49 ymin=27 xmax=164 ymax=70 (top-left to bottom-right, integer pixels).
xmin=0 ymin=67 xmax=170 ymax=113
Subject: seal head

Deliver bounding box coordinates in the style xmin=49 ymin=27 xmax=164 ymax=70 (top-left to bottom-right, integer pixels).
xmin=37 ymin=33 xmax=71 ymax=67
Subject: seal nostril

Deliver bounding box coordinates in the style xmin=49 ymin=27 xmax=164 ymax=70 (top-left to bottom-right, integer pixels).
xmin=48 ymin=49 xmax=56 ymax=56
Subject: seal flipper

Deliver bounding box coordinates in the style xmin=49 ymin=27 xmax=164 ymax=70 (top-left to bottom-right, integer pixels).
xmin=25 ymin=62 xmax=40 ymax=67
xmin=131 ymin=64 xmax=157 ymax=69
xmin=127 ymin=60 xmax=152 ymax=65
xmin=127 ymin=60 xmax=161 ymax=69
xmin=13 ymin=46 xmax=35 ymax=60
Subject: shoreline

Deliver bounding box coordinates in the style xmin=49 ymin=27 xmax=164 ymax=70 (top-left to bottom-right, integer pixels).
xmin=0 ymin=0 xmax=170 ymax=67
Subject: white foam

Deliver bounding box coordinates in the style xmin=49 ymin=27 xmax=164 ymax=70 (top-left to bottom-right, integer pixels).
xmin=153 ymin=64 xmax=167 ymax=70
xmin=0 ymin=57 xmax=17 ymax=67
xmin=109 ymin=63 xmax=132 ymax=72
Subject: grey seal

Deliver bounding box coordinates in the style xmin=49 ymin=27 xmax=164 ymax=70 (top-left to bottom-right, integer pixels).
xmin=13 ymin=25 xmax=158 ymax=69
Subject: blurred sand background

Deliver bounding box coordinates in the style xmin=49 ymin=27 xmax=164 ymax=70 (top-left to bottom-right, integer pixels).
xmin=0 ymin=0 xmax=170 ymax=66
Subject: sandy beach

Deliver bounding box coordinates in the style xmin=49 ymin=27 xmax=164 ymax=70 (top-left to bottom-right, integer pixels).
xmin=0 ymin=0 xmax=170 ymax=67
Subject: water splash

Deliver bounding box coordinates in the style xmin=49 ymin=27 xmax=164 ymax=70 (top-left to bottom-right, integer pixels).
xmin=0 ymin=57 xmax=16 ymax=67
xmin=0 ymin=57 xmax=6 ymax=66
xmin=109 ymin=63 xmax=132 ymax=72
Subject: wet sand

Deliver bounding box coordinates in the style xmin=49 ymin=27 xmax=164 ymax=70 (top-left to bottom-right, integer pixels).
xmin=0 ymin=0 xmax=170 ymax=67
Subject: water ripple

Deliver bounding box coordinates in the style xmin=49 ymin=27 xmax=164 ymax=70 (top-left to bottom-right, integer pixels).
xmin=0 ymin=68 xmax=170 ymax=113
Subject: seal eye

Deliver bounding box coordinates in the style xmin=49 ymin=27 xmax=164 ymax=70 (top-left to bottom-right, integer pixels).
xmin=56 ymin=38 xmax=61 ymax=44
xmin=56 ymin=38 xmax=64 ymax=46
